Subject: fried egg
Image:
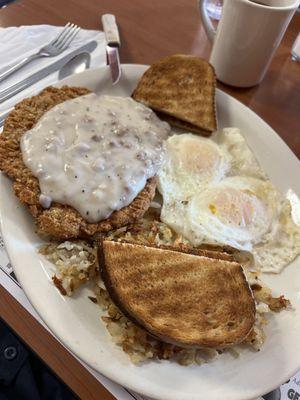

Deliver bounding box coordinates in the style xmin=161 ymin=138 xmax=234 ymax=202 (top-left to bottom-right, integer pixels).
xmin=158 ymin=128 xmax=300 ymax=273
xmin=157 ymin=133 xmax=230 ymax=201
xmin=183 ymin=176 xmax=280 ymax=251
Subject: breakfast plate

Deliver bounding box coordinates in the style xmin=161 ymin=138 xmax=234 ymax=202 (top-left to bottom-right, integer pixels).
xmin=1 ymin=64 xmax=300 ymax=400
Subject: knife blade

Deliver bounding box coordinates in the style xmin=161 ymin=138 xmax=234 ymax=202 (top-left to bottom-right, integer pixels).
xmin=0 ymin=40 xmax=98 ymax=104
xmin=101 ymin=14 xmax=121 ymax=85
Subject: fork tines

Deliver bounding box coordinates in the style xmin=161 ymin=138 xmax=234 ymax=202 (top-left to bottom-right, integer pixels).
xmin=51 ymin=23 xmax=81 ymax=51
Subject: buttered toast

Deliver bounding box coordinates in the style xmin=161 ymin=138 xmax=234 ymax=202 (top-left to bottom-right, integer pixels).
xmin=98 ymin=239 xmax=255 ymax=348
xmin=132 ymin=55 xmax=217 ymax=136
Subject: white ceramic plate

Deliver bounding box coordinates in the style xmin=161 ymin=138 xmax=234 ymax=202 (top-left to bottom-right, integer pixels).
xmin=1 ymin=65 xmax=300 ymax=400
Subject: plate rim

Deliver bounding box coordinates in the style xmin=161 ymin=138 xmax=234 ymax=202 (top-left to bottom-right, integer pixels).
xmin=1 ymin=63 xmax=300 ymax=400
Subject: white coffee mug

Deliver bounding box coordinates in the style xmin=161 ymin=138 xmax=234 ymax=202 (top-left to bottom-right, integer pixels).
xmin=199 ymin=0 xmax=300 ymax=87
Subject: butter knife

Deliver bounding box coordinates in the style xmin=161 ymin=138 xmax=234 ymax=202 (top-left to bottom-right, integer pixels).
xmin=101 ymin=14 xmax=121 ymax=85
xmin=0 ymin=40 xmax=97 ymax=104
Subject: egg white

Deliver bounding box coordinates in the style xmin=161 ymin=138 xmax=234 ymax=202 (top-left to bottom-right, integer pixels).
xmin=217 ymin=127 xmax=267 ymax=180
xmin=252 ymin=194 xmax=300 ymax=273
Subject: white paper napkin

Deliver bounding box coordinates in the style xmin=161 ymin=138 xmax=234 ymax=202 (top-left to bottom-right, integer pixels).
xmin=0 ymin=25 xmax=106 ymax=114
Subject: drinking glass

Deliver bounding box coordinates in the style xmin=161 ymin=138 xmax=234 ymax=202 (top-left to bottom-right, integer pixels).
xmin=205 ymin=0 xmax=223 ymax=20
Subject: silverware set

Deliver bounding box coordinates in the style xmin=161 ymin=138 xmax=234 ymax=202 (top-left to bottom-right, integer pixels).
xmin=0 ymin=40 xmax=97 ymax=104
xmin=0 ymin=23 xmax=81 ymax=83
xmin=0 ymin=15 xmax=121 ymax=127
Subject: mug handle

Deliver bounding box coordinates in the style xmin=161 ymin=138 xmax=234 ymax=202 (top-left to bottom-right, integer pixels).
xmin=198 ymin=0 xmax=217 ymax=44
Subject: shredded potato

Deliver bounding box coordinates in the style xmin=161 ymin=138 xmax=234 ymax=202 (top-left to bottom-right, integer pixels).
xmin=40 ymin=241 xmax=97 ymax=296
xmin=40 ymin=214 xmax=291 ymax=365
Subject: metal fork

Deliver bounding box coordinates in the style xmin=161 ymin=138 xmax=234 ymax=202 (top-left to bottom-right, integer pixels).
xmin=0 ymin=22 xmax=81 ymax=83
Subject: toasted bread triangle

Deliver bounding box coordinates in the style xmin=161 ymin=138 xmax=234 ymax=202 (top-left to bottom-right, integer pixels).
xmin=132 ymin=55 xmax=217 ymax=136
xmin=98 ymin=240 xmax=255 ymax=348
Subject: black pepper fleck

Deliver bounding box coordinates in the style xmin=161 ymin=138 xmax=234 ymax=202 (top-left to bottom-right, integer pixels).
xmin=88 ymin=296 xmax=97 ymax=303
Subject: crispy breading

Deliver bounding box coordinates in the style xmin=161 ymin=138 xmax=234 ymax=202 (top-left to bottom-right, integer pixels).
xmin=0 ymin=86 xmax=156 ymax=240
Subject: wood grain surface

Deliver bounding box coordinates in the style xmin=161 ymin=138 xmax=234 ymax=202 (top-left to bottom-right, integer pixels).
xmin=0 ymin=0 xmax=299 ymax=155
xmin=0 ymin=1 xmax=299 ymax=399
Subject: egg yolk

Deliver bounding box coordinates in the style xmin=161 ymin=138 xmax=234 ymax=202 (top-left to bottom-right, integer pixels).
xmin=175 ymin=140 xmax=220 ymax=175
xmin=209 ymin=188 xmax=255 ymax=228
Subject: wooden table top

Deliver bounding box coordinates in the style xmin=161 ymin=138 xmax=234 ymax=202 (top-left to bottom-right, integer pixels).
xmin=0 ymin=1 xmax=299 ymax=399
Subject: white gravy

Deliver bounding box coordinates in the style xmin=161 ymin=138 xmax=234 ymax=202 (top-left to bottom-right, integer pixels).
xmin=21 ymin=94 xmax=170 ymax=223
